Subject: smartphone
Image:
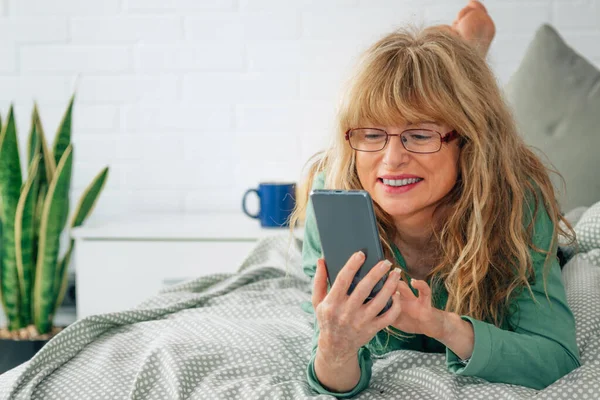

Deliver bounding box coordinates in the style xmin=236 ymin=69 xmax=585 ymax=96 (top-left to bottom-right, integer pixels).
xmin=309 ymin=189 xmax=393 ymax=316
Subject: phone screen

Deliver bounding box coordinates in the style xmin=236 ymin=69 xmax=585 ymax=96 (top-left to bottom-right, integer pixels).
xmin=310 ymin=189 xmax=392 ymax=315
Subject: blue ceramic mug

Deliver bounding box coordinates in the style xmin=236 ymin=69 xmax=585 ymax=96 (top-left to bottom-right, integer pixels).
xmin=242 ymin=182 xmax=296 ymax=227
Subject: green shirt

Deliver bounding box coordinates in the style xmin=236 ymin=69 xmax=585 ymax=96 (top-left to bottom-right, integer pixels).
xmin=302 ymin=172 xmax=580 ymax=397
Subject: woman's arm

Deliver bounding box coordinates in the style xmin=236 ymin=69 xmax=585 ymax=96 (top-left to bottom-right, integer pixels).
xmin=314 ymin=347 xmax=361 ymax=393
xmin=440 ymin=201 xmax=580 ymax=389
xmin=302 ymin=172 xmax=374 ymax=397
xmin=437 ymin=313 xmax=475 ymax=361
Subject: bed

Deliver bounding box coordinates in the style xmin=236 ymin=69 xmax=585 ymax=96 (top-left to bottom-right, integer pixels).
xmin=0 ymin=201 xmax=600 ymax=399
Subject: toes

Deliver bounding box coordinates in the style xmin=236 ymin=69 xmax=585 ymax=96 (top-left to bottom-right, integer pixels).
xmin=469 ymin=1 xmax=488 ymax=13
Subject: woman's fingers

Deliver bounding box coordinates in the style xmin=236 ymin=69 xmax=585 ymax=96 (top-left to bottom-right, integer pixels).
xmin=311 ymin=258 xmax=329 ymax=310
xmin=348 ymin=259 xmax=392 ymax=308
xmin=412 ymin=279 xmax=432 ymax=305
xmin=361 ymin=267 xmax=400 ymax=317
xmin=328 ymin=251 xmax=365 ymax=300
xmin=396 ymin=279 xmax=415 ymax=299
xmin=373 ymin=291 xmax=402 ymax=334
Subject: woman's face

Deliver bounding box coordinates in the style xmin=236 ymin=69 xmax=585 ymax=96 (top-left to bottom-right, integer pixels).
xmin=355 ymin=121 xmax=461 ymax=221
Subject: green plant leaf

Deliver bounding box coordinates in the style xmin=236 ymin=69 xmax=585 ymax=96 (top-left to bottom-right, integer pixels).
xmin=54 ymin=239 xmax=73 ymax=313
xmin=14 ymin=155 xmax=41 ymax=325
xmin=0 ymin=110 xmax=4 ymax=315
xmin=33 ymin=105 xmax=55 ymax=184
xmin=71 ymin=167 xmax=109 ymax=228
xmin=33 ymin=145 xmax=72 ymax=334
xmin=31 ymin=182 xmax=47 ymax=279
xmin=0 ymin=106 xmax=24 ymax=330
xmin=27 ymin=108 xmax=38 ymax=167
xmin=52 ymin=94 xmax=74 ymax=167
xmin=51 ymin=166 xmax=111 ymax=317
xmin=27 ymin=107 xmax=55 ymax=291
xmin=0 ymin=197 xmax=5 ymax=316
xmin=27 ymin=107 xmax=48 ymax=186
xmin=0 ymin=111 xmax=2 ymax=315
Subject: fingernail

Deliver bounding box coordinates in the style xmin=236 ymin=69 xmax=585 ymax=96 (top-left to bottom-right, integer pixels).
xmin=355 ymin=251 xmax=365 ymax=260
xmin=379 ymin=259 xmax=392 ymax=271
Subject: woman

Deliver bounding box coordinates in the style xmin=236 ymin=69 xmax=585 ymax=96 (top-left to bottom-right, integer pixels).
xmin=291 ymin=1 xmax=580 ymax=397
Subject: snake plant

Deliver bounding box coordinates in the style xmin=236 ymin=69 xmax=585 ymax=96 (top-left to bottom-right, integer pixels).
xmin=0 ymin=95 xmax=109 ymax=335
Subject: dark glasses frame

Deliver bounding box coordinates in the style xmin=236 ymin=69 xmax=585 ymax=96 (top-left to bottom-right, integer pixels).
xmin=344 ymin=128 xmax=460 ymax=153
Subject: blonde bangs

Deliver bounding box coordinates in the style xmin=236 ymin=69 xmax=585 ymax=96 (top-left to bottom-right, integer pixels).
xmin=339 ymin=36 xmax=459 ymax=132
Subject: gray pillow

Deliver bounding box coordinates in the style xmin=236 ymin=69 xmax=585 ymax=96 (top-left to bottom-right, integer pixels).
xmin=505 ymin=24 xmax=600 ymax=211
xmin=574 ymin=200 xmax=600 ymax=266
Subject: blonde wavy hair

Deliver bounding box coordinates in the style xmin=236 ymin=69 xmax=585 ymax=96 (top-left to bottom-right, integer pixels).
xmin=289 ymin=25 xmax=575 ymax=337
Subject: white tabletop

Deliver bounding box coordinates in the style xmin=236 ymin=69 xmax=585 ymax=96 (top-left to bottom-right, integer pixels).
xmin=71 ymin=212 xmax=304 ymax=241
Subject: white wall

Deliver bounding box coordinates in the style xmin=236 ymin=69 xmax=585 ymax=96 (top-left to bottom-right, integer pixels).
xmin=1 ymin=0 xmax=599 ymax=221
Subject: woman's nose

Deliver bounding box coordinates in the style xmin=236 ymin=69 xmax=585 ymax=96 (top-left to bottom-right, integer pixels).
xmin=382 ymin=135 xmax=410 ymax=167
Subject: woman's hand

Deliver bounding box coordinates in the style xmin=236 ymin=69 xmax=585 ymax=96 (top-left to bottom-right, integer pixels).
xmin=390 ymin=278 xmax=448 ymax=340
xmin=312 ymin=251 xmax=402 ymax=366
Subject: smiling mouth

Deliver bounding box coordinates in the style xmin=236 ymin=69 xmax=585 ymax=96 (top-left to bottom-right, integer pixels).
xmin=378 ymin=177 xmax=424 ymax=187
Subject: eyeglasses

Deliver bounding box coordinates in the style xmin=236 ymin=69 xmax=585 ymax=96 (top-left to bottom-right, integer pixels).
xmin=345 ymin=128 xmax=460 ymax=153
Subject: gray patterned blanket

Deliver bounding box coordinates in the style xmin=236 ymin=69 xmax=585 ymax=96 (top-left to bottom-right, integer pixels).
xmin=0 ymin=231 xmax=600 ymax=399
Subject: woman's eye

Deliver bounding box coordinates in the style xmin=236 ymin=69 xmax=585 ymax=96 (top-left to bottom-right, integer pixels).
xmin=406 ymin=131 xmax=434 ymax=141
xmin=364 ymin=134 xmax=386 ymax=140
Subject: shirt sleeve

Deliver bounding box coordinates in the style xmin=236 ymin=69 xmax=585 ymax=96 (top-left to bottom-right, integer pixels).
xmin=302 ymin=172 xmax=374 ymax=398
xmin=445 ymin=196 xmax=581 ymax=389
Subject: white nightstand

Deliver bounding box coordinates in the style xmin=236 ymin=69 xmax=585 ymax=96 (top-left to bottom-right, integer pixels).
xmin=72 ymin=212 xmax=302 ymax=319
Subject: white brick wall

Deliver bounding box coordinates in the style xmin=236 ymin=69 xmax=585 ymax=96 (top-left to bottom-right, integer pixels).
xmin=0 ymin=0 xmax=599 ymax=221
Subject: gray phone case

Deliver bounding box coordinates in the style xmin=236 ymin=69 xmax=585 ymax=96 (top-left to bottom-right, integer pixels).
xmin=310 ymin=189 xmax=392 ymax=315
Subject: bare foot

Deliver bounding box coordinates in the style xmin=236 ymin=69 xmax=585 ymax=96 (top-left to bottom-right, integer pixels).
xmin=451 ymin=1 xmax=496 ymax=56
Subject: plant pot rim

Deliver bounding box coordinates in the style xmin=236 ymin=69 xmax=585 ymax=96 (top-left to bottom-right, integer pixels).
xmin=0 ymin=325 xmax=66 ymax=342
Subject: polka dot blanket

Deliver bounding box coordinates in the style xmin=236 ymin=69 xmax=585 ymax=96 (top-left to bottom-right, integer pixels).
xmin=1 ymin=202 xmax=600 ymax=399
